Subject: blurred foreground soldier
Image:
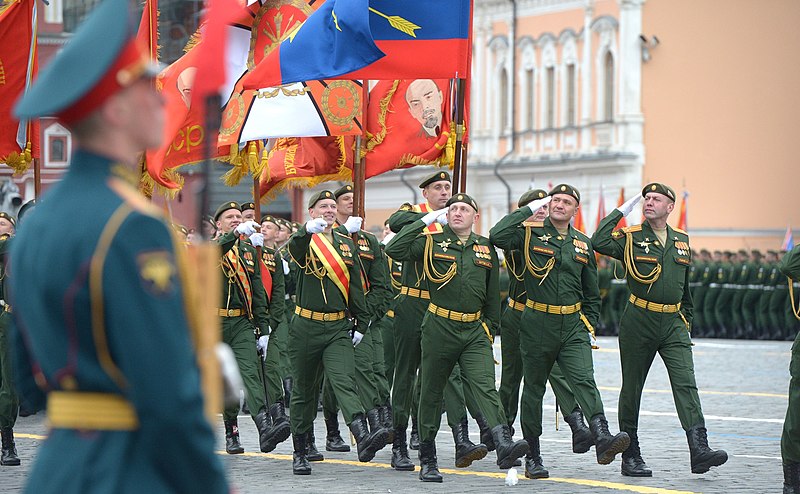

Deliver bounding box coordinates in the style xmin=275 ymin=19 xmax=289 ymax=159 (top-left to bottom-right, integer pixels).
xmin=215 ymin=202 xmax=289 ymax=454
xmin=8 ymin=0 xmax=227 ymax=491
xmin=496 ymin=189 xmax=593 ymax=462
xmin=491 ymin=184 xmax=628 ymax=479
xmin=386 ymin=193 xmax=529 ymax=482
xmin=0 ymin=213 xmax=17 ymax=465
xmin=287 ymin=190 xmax=388 ymax=475
xmin=593 ymin=183 xmax=727 ymax=476
xmin=779 ymin=246 xmax=800 ymax=494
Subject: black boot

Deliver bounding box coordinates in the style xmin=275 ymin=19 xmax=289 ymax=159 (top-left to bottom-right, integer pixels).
xmin=418 ymin=440 xmax=443 ymax=482
xmin=563 ymin=407 xmax=594 ymax=454
xmin=265 ymin=401 xmax=291 ymax=450
xmin=391 ymin=427 xmax=415 ymax=471
xmin=621 ymin=430 xmax=652 ymax=477
xmin=0 ymin=428 xmax=20 ymax=466
xmin=283 ymin=377 xmax=293 ymax=413
xmin=589 ymin=414 xmax=630 ymax=465
xmin=409 ymin=415 xmax=420 ymax=450
xmin=475 ymin=414 xmax=496 ymax=452
xmin=224 ymin=420 xmax=244 ymax=455
xmin=452 ymin=416 xmax=488 ymax=468
xmin=349 ymin=413 xmax=389 ymax=462
xmin=306 ymin=430 xmax=324 ymax=461
xmin=253 ymin=407 xmax=274 ymax=453
xmin=785 ymin=462 xmax=800 ymax=494
xmin=523 ymin=436 xmax=548 ymax=479
xmin=366 ymin=407 xmax=389 ymax=452
xmin=325 ymin=416 xmax=350 ymax=452
xmin=380 ymin=402 xmax=395 ymax=444
xmin=686 ymin=425 xmax=727 ymax=474
xmin=491 ymin=424 xmax=529 ymax=469
xmin=292 ymin=433 xmax=311 ymax=475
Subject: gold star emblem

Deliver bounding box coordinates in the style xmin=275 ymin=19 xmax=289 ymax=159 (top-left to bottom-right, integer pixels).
xmin=538 ymin=233 xmax=552 ymax=243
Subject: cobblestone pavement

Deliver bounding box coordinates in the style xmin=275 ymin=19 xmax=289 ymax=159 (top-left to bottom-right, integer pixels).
xmin=1 ymin=336 xmax=790 ymax=493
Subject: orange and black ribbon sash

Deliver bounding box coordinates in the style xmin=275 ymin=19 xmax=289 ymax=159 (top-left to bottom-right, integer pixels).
xmin=225 ymin=244 xmax=253 ymax=315
xmin=309 ymin=233 xmax=351 ymax=302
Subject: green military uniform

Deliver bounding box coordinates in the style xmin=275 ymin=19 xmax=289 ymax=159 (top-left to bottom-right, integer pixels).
xmin=260 ymin=242 xmax=288 ymax=407
xmin=691 ymin=252 xmax=712 ymax=337
xmin=597 ymin=258 xmax=613 ymax=335
xmin=8 ymin=0 xmax=227 ymax=490
xmin=715 ymin=255 xmax=735 ymax=337
xmin=287 ymin=190 xmax=387 ymax=474
xmin=779 ymin=246 xmax=800 ymax=493
xmin=0 ymin=228 xmax=20 ymax=466
xmin=730 ymin=255 xmax=749 ymax=337
xmin=215 ymin=202 xmax=285 ymax=454
xmin=592 ymin=183 xmax=727 ymax=476
xmin=740 ymin=253 xmax=762 ymax=338
xmin=491 ymin=185 xmax=625 ymax=477
xmin=703 ymin=256 xmax=723 ymax=337
xmin=386 ymin=193 xmax=528 ymax=482
xmin=606 ymin=259 xmax=628 ymax=335
xmin=758 ymin=256 xmax=779 ymax=339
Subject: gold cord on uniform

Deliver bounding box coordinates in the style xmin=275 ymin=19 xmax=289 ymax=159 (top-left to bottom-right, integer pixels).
xmin=423 ymin=235 xmax=457 ymax=289
xmin=305 ymin=252 xmax=329 ymax=304
xmin=523 ymin=227 xmax=555 ymax=285
xmin=623 ymin=232 xmax=662 ymax=292
xmin=505 ymin=249 xmax=526 ymax=283
xmin=789 ymin=277 xmax=800 ymax=321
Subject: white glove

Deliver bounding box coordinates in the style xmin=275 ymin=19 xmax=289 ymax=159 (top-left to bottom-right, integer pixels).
xmin=351 ymin=331 xmax=364 ymax=347
xmin=282 ymin=258 xmax=290 ymax=275
xmin=235 ymin=220 xmax=260 ymax=236
xmin=437 ymin=214 xmax=448 ymax=226
xmin=257 ymin=334 xmax=269 ymax=361
xmin=524 ymin=196 xmax=552 ymax=216
xmin=343 ymin=216 xmax=363 ymax=234
xmin=421 ymin=208 xmax=448 ymax=226
xmin=381 ymin=232 xmax=395 ymax=245
xmin=305 ymin=217 xmax=328 ymax=234
xmin=249 ymin=232 xmax=265 ymax=247
xmin=616 ymin=195 xmax=641 ymax=217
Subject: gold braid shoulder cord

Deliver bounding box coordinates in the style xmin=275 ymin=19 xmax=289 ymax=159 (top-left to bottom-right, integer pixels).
xmin=506 ymin=249 xmax=526 ymax=283
xmin=790 ymin=277 xmax=800 ymax=321
xmin=523 ymin=227 xmax=555 ymax=284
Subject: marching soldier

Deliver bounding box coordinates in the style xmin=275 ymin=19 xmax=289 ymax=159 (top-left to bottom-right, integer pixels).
xmin=0 ymin=213 xmax=18 ymax=466
xmin=703 ymin=251 xmax=724 ymax=337
xmin=276 ymin=218 xmax=298 ymax=403
xmin=741 ymin=250 xmax=764 ymax=339
xmin=496 ymin=189 xmax=593 ymax=462
xmin=593 ymin=183 xmax=728 ymax=476
xmin=386 ymin=193 xmax=529 ymax=482
xmin=215 ymin=202 xmax=289 ymax=454
xmin=8 ymin=0 xmax=227 ymax=490
xmin=779 ymin=245 xmax=800 ymax=494
xmin=240 ymin=202 xmax=257 ymax=222
xmin=491 ymin=185 xmax=629 ymax=479
xmin=287 ymin=190 xmax=388 ymax=475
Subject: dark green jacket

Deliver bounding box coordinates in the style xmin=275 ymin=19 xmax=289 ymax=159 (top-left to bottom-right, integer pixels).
xmin=217 ymin=231 xmax=271 ymax=331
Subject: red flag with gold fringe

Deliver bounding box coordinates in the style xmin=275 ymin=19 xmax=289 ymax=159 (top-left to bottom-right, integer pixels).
xmin=0 ymin=0 xmax=40 ymax=173
xmin=136 ymin=0 xmax=159 ymax=61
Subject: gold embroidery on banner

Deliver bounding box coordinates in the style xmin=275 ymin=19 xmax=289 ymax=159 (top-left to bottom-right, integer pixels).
xmin=321 ymin=81 xmax=360 ymax=130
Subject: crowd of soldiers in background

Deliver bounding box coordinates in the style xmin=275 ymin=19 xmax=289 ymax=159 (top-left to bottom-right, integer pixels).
xmin=590 ymin=249 xmax=799 ymax=340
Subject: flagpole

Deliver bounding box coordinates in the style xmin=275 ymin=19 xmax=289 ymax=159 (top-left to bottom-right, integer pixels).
xmin=33 ymin=156 xmax=40 ymax=199
xmin=353 ymin=80 xmax=369 ymax=221
xmin=452 ymin=78 xmax=467 ymax=194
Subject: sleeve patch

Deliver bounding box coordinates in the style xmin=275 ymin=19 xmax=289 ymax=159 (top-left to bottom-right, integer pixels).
xmin=137 ymin=250 xmax=176 ymax=296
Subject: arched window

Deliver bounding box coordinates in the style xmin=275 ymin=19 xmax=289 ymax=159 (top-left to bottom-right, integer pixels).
xmin=603 ymin=51 xmax=614 ymax=122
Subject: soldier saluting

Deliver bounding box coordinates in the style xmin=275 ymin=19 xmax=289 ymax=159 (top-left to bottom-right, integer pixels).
xmin=592 ymin=183 xmax=727 ymax=477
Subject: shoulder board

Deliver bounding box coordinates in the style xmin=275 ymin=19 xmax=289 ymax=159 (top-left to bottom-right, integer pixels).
xmin=399 ymin=203 xmax=414 ymax=212
xmin=672 ymin=227 xmax=688 ymax=236
xmin=333 ymin=231 xmax=351 ymax=239
xmin=421 ymin=229 xmax=439 ymax=236
xmin=621 ymin=225 xmax=642 ymax=234
xmin=0 ymin=233 xmax=9 ymax=241
xmin=572 ymin=227 xmax=587 ymax=237
xmin=522 ymin=221 xmax=544 ymax=228
xmin=107 ymin=177 xmax=162 ymax=218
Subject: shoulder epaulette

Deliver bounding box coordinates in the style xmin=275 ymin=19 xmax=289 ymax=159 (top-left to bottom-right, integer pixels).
xmin=333 ymin=231 xmax=351 ymax=239
xmin=0 ymin=233 xmax=10 ymax=241
xmin=398 ymin=203 xmax=413 ymax=212
xmin=673 ymin=227 xmax=688 ymax=236
xmin=572 ymin=227 xmax=587 ymax=237
xmin=522 ymin=221 xmax=544 ymax=228
xmin=421 ymin=229 xmax=439 ymax=236
xmin=108 ymin=176 xmax=162 ymax=217
xmin=621 ymin=225 xmax=642 ymax=234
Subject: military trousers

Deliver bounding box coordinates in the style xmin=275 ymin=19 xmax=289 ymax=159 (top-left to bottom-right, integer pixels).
xmin=783 ymin=330 xmax=800 ymax=463
xmin=262 ymin=322 xmax=286 ymax=406
xmin=498 ymin=304 xmax=580 ymax=427
xmin=222 ymin=316 xmax=267 ymax=421
xmin=322 ymin=326 xmax=379 ymax=418
xmin=519 ymin=310 xmax=604 ymax=439
xmin=0 ymin=312 xmax=18 ymax=428
xmin=703 ymin=287 xmax=721 ymax=331
xmin=272 ymin=319 xmax=293 ymax=381
xmin=289 ymin=316 xmax=363 ymax=435
xmin=391 ymin=296 xmax=467 ymax=430
xmin=617 ymin=303 xmax=704 ymax=435
xmin=370 ymin=317 xmax=391 ymax=405
xmin=378 ymin=313 xmax=395 ymax=392
xmin=692 ymin=286 xmax=708 ymax=334
xmin=418 ymin=313 xmax=505 ymax=442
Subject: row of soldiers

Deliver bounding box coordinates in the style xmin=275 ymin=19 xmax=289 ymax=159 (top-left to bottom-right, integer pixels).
xmin=595 ymin=250 xmax=799 ymax=340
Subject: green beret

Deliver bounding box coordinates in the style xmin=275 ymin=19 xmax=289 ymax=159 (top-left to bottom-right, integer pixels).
xmin=642 ymin=183 xmax=676 ymax=202
xmin=418 ymin=170 xmax=451 ymax=189
xmin=260 ymin=214 xmax=280 ymax=227
xmin=291 ymin=222 xmax=301 ymax=230
xmin=518 ymin=189 xmax=548 ymax=208
xmin=334 ymin=184 xmax=354 ymax=199
xmin=240 ymin=202 xmax=256 ymax=211
xmin=276 ymin=218 xmax=291 ymax=229
xmin=549 ymin=184 xmax=581 ymax=204
xmin=446 ymin=193 xmax=479 ymax=212
xmin=16 ymin=200 xmax=35 ymax=224
xmin=0 ymin=212 xmax=16 ymax=227
xmin=307 ymin=190 xmax=335 ymax=209
xmin=214 ymin=201 xmax=240 ymax=221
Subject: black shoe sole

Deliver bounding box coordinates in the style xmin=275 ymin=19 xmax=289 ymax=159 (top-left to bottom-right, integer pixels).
xmin=498 ymin=442 xmax=530 ymax=469
xmin=308 ymin=453 xmax=324 ymax=462
xmin=621 ymin=469 xmax=652 ymax=477
xmin=597 ymin=434 xmax=631 ymax=465
xmin=524 ymin=469 xmax=549 ymax=479
xmin=226 ymin=448 xmax=244 ymax=455
xmin=326 ymin=444 xmax=351 ymax=452
xmin=358 ymin=430 xmax=389 ymax=462
xmin=455 ymin=445 xmax=488 ymax=468
xmin=391 ymin=460 xmax=416 ymax=471
xmin=691 ymin=452 xmax=728 ymax=474
xmin=419 ymin=474 xmax=443 ymax=482
xmin=293 ymin=469 xmax=312 ymax=475
xmin=0 ymin=459 xmax=21 ymax=466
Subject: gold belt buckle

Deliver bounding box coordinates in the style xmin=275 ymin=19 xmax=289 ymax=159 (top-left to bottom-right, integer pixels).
xmin=560 ymin=305 xmax=569 ymax=314
xmin=322 ymin=312 xmax=332 ymax=321
xmin=460 ymin=313 xmax=469 ymax=322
